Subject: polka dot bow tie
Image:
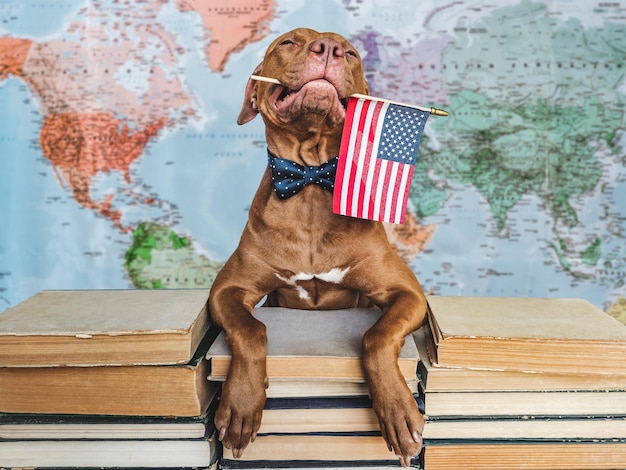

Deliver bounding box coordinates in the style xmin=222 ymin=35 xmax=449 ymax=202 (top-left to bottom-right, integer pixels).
xmin=267 ymin=149 xmax=338 ymax=200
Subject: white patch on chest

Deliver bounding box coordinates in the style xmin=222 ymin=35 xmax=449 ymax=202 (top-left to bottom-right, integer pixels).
xmin=275 ymin=267 xmax=350 ymax=300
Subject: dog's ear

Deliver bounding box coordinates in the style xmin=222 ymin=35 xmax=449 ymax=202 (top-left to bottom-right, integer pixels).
xmin=237 ymin=64 xmax=262 ymax=125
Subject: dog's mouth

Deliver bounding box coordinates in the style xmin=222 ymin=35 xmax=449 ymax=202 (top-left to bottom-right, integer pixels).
xmin=276 ymin=86 xmax=349 ymax=109
xmin=271 ymin=80 xmax=349 ymax=119
xmin=277 ymin=87 xmax=293 ymax=102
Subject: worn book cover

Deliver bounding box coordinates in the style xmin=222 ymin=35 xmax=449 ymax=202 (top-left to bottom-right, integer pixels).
xmin=0 ymin=289 xmax=212 ymax=367
xmin=414 ymin=327 xmax=626 ymax=392
xmin=0 ymin=333 xmax=219 ymax=416
xmin=257 ymin=395 xmax=424 ymax=434
xmin=259 ymin=396 xmax=377 ymax=434
xmin=418 ymin=385 xmax=626 ymax=418
xmin=422 ymin=439 xmax=626 ymax=470
xmin=221 ymin=434 xmax=406 ymax=463
xmin=426 ymin=296 xmax=626 ymax=374
xmin=422 ymin=416 xmax=626 ymax=441
xmin=220 ymin=464 xmax=409 ymax=470
xmin=0 ymin=434 xmax=219 ymax=468
xmin=259 ymin=378 xmax=418 ymax=398
xmin=0 ymin=411 xmax=213 ymax=440
xmin=206 ymin=307 xmax=420 ymax=381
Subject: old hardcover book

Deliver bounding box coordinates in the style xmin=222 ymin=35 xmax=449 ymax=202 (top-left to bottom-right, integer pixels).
xmin=257 ymin=395 xmax=424 ymax=434
xmin=260 ymin=378 xmax=418 ymax=398
xmin=426 ymin=296 xmax=626 ymax=374
xmin=414 ymin=327 xmax=626 ymax=392
xmin=0 ymin=408 xmax=216 ymax=440
xmin=206 ymin=307 xmax=420 ymax=381
xmin=0 ymin=353 xmax=218 ymax=416
xmin=221 ymin=434 xmax=414 ymax=464
xmin=0 ymin=289 xmax=211 ymax=367
xmin=0 ymin=434 xmax=218 ymax=468
xmin=220 ymin=465 xmax=408 ymax=470
xmin=258 ymin=396 xmax=379 ymax=434
xmin=418 ymin=386 xmax=626 ymax=418
xmin=423 ymin=416 xmax=626 ymax=440
xmin=422 ymin=440 xmax=626 ymax=470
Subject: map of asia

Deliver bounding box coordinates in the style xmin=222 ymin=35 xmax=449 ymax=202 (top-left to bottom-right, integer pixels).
xmin=0 ymin=0 xmax=624 ymax=323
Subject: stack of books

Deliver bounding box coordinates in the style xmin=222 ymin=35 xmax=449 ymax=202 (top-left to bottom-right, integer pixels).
xmin=206 ymin=307 xmax=422 ymax=469
xmin=418 ymin=296 xmax=626 ymax=470
xmin=0 ymin=289 xmax=220 ymax=469
xmin=5 ymin=292 xmax=624 ymax=469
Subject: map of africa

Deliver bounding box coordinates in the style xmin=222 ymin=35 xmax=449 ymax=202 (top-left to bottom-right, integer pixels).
xmin=0 ymin=0 xmax=625 ymax=324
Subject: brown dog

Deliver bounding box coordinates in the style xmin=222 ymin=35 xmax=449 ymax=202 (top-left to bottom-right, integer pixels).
xmin=208 ymin=28 xmax=428 ymax=467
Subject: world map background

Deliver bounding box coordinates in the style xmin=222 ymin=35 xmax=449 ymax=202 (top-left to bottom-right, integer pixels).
xmin=0 ymin=0 xmax=625 ymax=324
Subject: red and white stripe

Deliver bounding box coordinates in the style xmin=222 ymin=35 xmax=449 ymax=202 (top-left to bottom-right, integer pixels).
xmin=333 ymin=97 xmax=414 ymax=224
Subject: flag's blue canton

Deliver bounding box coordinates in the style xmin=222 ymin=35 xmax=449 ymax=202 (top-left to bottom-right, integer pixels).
xmin=378 ymin=104 xmax=428 ymax=164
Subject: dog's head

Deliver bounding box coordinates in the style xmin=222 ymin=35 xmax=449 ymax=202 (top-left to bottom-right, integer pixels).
xmin=238 ymin=28 xmax=369 ymax=133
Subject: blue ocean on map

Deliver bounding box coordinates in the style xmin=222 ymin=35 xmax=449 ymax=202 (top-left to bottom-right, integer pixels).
xmin=1 ymin=0 xmax=624 ymax=322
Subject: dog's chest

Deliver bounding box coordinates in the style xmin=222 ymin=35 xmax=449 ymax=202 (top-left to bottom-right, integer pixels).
xmin=274 ymin=267 xmax=350 ymax=301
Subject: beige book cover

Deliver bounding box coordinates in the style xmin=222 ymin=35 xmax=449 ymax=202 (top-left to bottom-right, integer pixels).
xmin=426 ymin=296 xmax=626 ymax=374
xmin=0 ymin=359 xmax=217 ymax=416
xmin=207 ymin=307 xmax=420 ymax=381
xmin=414 ymin=327 xmax=626 ymax=392
xmin=428 ymin=296 xmax=626 ymax=341
xmin=222 ymin=434 xmax=397 ymax=462
xmin=423 ymin=441 xmax=626 ymax=470
xmin=423 ymin=416 xmax=626 ymax=441
xmin=0 ymin=289 xmax=211 ymax=367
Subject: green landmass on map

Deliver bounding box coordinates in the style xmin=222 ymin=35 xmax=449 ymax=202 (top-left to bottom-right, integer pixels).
xmin=125 ymin=222 xmax=223 ymax=289
xmin=408 ymin=153 xmax=448 ymax=219
xmin=426 ymin=92 xmax=608 ymax=231
xmin=406 ymin=1 xmax=625 ymax=283
xmin=580 ymin=238 xmax=602 ymax=266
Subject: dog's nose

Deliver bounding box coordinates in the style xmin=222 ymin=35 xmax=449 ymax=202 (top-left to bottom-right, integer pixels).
xmin=309 ymin=37 xmax=344 ymax=59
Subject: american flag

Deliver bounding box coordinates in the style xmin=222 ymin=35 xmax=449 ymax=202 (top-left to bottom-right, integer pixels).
xmin=333 ymin=96 xmax=430 ymax=224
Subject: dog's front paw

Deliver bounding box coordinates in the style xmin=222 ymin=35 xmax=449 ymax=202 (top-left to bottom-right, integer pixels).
xmin=215 ymin=365 xmax=268 ymax=458
xmin=371 ymin=382 xmax=424 ymax=467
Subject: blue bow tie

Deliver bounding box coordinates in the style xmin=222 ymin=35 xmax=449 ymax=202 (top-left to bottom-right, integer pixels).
xmin=268 ymin=149 xmax=338 ymax=200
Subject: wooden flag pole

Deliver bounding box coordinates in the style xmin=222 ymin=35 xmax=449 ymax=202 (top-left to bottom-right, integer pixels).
xmin=250 ymin=75 xmax=449 ymax=117
xmin=350 ymin=93 xmax=448 ymax=117
xmin=250 ymin=74 xmax=282 ymax=84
